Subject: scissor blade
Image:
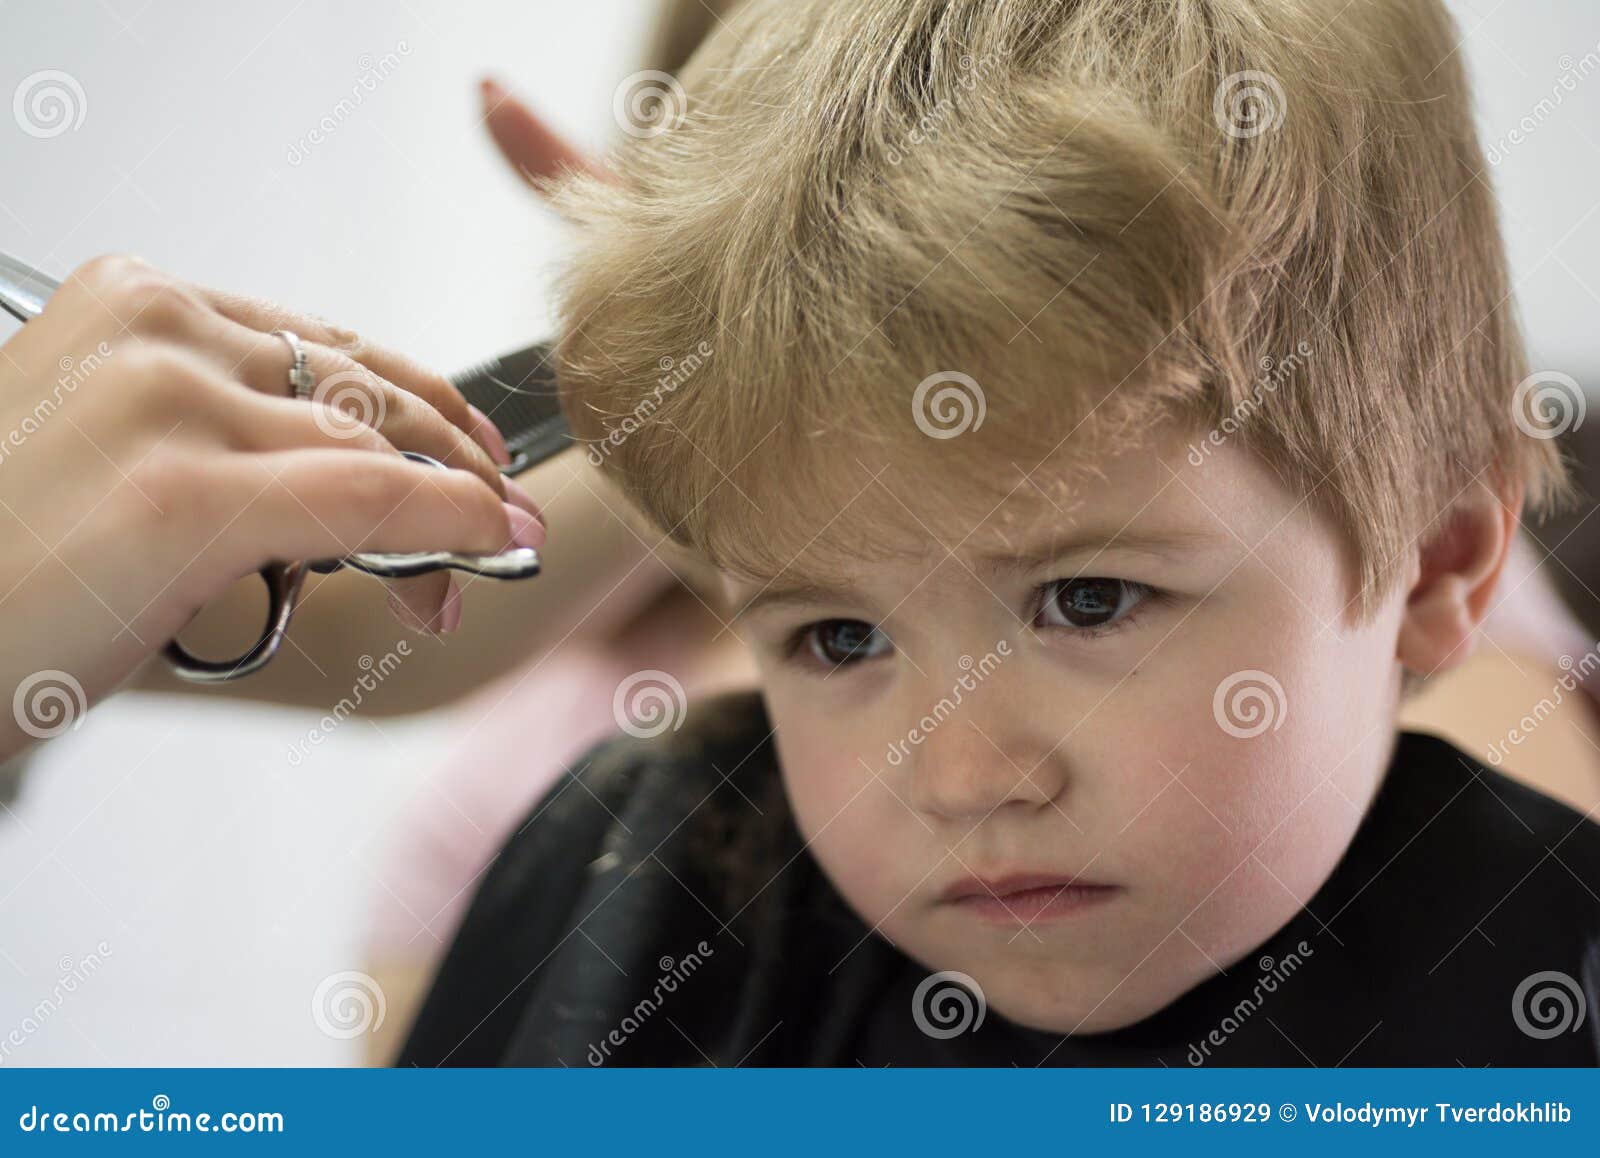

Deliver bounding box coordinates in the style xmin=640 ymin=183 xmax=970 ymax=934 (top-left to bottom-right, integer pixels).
xmin=0 ymin=250 xmax=59 ymax=322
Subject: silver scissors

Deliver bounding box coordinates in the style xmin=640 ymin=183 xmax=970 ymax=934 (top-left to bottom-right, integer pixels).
xmin=1 ymin=251 xmax=544 ymax=682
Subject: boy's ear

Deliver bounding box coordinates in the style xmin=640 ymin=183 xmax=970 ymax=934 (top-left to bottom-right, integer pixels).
xmin=1397 ymin=480 xmax=1522 ymax=677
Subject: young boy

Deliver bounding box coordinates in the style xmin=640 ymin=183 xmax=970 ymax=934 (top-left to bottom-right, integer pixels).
xmin=401 ymin=0 xmax=1600 ymax=1065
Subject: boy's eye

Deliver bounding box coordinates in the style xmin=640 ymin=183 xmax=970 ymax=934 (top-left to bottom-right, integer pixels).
xmin=1036 ymin=577 xmax=1149 ymax=631
xmin=802 ymin=619 xmax=891 ymax=666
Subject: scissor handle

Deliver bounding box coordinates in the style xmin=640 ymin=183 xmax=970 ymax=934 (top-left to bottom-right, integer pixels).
xmin=0 ymin=249 xmax=59 ymax=323
xmin=163 ymin=561 xmax=310 ymax=683
xmin=332 ymin=546 xmax=541 ymax=581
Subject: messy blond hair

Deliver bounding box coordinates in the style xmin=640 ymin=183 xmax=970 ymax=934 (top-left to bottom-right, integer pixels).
xmin=556 ymin=0 xmax=1570 ymax=611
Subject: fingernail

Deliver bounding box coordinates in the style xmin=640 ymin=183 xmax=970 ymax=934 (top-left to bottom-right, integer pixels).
xmin=502 ymin=478 xmax=544 ymax=521
xmin=467 ymin=404 xmax=512 ymax=467
xmin=502 ymin=502 xmax=547 ymax=551
xmin=386 ymin=590 xmax=428 ymax=633
xmin=437 ymin=576 xmax=463 ymax=634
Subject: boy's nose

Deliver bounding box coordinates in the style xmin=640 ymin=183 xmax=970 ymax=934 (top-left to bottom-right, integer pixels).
xmin=898 ymin=700 xmax=1069 ymax=821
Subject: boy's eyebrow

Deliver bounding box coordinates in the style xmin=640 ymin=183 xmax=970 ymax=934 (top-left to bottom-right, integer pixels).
xmin=732 ymin=578 xmax=859 ymax=621
xmin=979 ymin=526 xmax=1221 ymax=575
xmin=732 ymin=527 xmax=1218 ymax=619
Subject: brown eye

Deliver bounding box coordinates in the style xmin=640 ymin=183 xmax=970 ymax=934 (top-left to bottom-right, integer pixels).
xmin=1037 ymin=578 xmax=1146 ymax=631
xmin=805 ymin=619 xmax=890 ymax=666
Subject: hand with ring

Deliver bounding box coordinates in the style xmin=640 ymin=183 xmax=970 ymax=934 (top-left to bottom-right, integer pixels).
xmin=0 ymin=254 xmax=546 ymax=761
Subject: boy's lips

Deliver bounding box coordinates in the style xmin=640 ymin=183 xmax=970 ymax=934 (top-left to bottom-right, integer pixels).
xmin=939 ymin=871 xmax=1121 ymax=923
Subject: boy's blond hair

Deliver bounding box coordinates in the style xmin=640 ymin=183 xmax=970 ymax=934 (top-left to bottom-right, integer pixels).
xmin=556 ymin=0 xmax=1570 ymax=610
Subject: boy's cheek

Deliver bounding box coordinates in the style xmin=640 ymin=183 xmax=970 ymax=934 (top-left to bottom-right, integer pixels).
xmin=1095 ymin=638 xmax=1386 ymax=902
xmin=1128 ymin=673 xmax=1396 ymax=966
xmin=773 ymin=727 xmax=918 ymax=902
xmin=791 ymin=785 xmax=931 ymax=941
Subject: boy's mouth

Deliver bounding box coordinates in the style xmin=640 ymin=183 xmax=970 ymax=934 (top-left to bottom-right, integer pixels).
xmin=939 ymin=872 xmax=1121 ymax=923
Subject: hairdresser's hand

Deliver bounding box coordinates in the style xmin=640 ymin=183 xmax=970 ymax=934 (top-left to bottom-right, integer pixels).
xmin=479 ymin=77 xmax=605 ymax=185
xmin=0 ymin=254 xmax=545 ymax=760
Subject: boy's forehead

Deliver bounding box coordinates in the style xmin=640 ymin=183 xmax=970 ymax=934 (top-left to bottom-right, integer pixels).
xmin=720 ymin=425 xmax=1209 ymax=598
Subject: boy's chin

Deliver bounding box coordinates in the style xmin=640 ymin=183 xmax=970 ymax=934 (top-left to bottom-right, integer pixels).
xmin=986 ymin=981 xmax=1170 ymax=1037
xmin=975 ymin=951 xmax=1220 ymax=1037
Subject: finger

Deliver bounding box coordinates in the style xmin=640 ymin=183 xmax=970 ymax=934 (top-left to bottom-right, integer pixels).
xmin=216 ymin=388 xmax=540 ymax=633
xmin=214 ymin=391 xmax=543 ymax=632
xmin=213 ymin=322 xmax=515 ymax=500
xmin=218 ymin=448 xmax=543 ymax=568
xmin=465 ymin=403 xmax=512 ymax=468
xmin=479 ymin=77 xmax=604 ymax=186
xmin=189 ymin=285 xmax=510 ymax=468
xmin=384 ymin=573 xmax=455 ymax=635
